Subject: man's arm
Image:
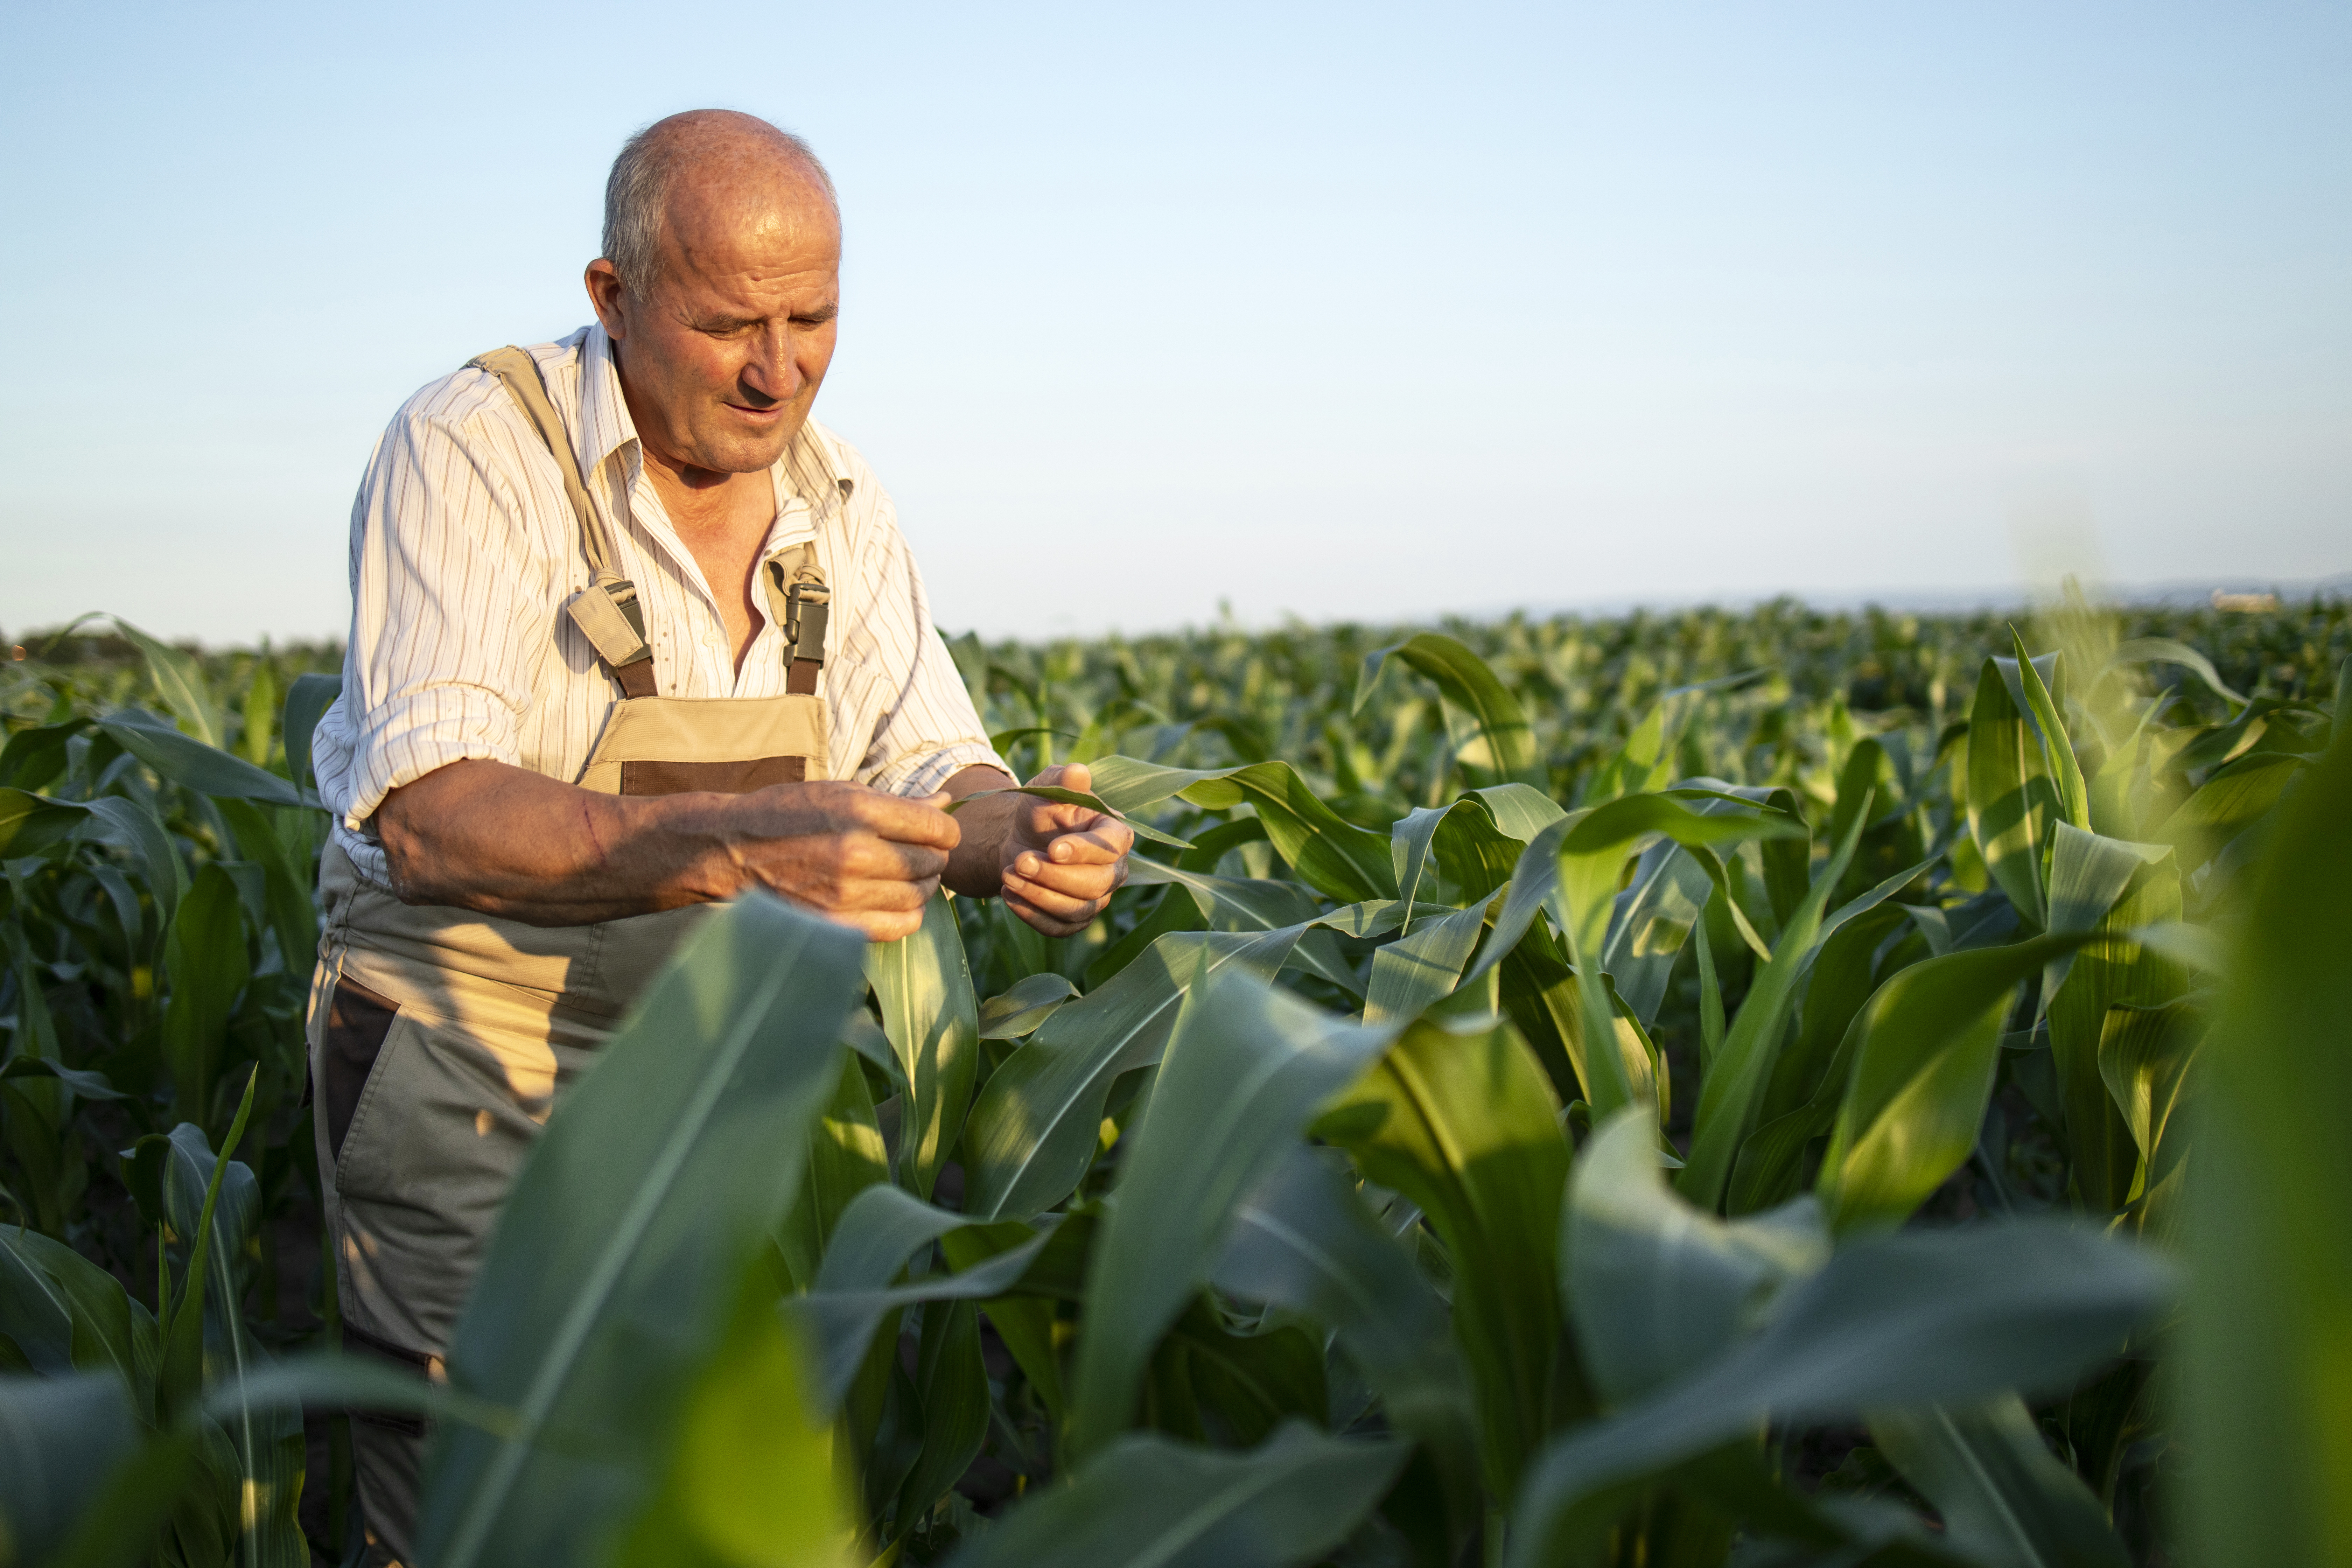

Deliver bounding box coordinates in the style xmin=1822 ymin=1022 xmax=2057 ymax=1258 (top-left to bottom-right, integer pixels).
xmin=940 ymin=762 xmax=1134 ymax=936
xmin=376 ymin=762 xmax=959 ymax=941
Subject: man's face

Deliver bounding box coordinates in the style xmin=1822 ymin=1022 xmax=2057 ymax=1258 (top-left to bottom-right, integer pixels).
xmin=586 ymin=174 xmax=841 ymax=476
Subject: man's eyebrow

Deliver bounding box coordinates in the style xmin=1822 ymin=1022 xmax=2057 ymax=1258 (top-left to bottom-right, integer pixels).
xmin=796 ymin=301 xmax=840 ymax=323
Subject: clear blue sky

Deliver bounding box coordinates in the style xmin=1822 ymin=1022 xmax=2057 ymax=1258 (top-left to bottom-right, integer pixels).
xmin=2 ymin=2 xmax=2345 ymax=643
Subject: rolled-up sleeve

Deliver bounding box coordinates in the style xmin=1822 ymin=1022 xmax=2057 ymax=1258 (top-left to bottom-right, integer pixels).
xmin=333 ymin=402 xmax=545 ymax=831
xmin=835 ymin=477 xmax=1005 ymax=797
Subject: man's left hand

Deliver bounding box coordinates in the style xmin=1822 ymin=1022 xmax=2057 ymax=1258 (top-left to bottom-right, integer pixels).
xmin=996 ymin=762 xmax=1134 ymax=935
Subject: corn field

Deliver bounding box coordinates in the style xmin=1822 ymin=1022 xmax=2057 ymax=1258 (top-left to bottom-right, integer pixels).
xmin=1 ymin=593 xmax=2346 ymax=1568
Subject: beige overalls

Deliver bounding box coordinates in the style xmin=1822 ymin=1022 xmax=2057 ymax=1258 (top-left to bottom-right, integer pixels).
xmin=307 ymin=347 xmax=837 ymax=1564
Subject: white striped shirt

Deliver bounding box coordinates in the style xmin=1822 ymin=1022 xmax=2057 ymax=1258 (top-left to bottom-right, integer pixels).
xmin=313 ymin=323 xmax=1004 ymax=888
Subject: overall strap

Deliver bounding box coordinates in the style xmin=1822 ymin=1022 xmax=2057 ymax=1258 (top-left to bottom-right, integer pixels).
xmin=763 ymin=545 xmax=831 ymax=695
xmin=466 ymin=346 xmax=659 ymax=699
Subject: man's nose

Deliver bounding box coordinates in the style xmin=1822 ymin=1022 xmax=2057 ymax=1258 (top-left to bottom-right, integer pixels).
xmin=739 ymin=323 xmax=802 ymax=407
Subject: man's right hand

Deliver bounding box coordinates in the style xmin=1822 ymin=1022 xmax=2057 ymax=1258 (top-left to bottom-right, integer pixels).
xmin=719 ymin=781 xmax=959 ymax=942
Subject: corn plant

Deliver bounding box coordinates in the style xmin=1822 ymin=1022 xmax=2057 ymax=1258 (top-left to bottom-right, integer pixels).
xmin=0 ymin=597 xmax=2344 ymax=1566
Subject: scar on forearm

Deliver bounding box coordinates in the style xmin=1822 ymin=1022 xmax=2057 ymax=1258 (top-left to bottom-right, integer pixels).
xmin=579 ymin=798 xmax=611 ymax=869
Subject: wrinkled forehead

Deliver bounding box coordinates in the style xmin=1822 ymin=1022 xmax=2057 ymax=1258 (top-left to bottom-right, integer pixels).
xmin=659 ymin=159 xmax=840 ymax=271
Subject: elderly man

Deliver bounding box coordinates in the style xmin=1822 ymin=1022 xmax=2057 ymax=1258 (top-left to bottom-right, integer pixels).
xmin=306 ymin=109 xmax=1129 ymax=1562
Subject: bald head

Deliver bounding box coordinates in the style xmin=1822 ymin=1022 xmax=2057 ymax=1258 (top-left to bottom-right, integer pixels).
xmin=602 ymin=110 xmax=837 ymax=301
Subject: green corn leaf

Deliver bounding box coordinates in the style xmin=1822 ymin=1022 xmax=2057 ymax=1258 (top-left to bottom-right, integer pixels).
xmin=867 ymin=894 xmax=980 ymax=1202
xmin=1314 ymin=1016 xmax=1568 ymax=1498
xmin=0 ymin=1057 xmax=125 ymax=1104
xmin=896 ymin=1296 xmax=990 ymax=1532
xmin=280 ymin=672 xmax=342 ymax=793
xmin=0 ymin=1372 xmax=142 ymax=1565
xmin=1086 ymin=757 xmax=1397 ymax=904
xmin=111 ymin=617 xmax=224 ymax=750
xmin=604 ymin=1260 xmax=851 ymax=1568
xmin=1354 ymin=632 xmax=1545 ymax=791
xmin=1752 ymin=902 xmax=1911 ymax=1133
xmin=0 ymin=1228 xmax=76 ymax=1375
xmin=1213 ymin=1147 xmax=1474 ymax=1464
xmin=1967 ymin=653 xmax=2065 ymax=927
xmin=947 ymin=1421 xmax=1408 ymax=1568
xmin=1066 ymin=969 xmax=1396 ymax=1460
xmin=1119 ymin=860 xmax=1358 ymax=991
xmin=977 ymin=972 xmax=1079 ymax=1040
xmin=2098 ymin=1000 xmax=2200 ymax=1234
xmin=1818 ymin=933 xmax=2096 ymax=1235
xmin=940 ymin=1219 xmax=1070 ymax=1420
xmin=1363 ymin=903 xmax=1490 ymax=1024
xmin=1567 ymin=1108 xmax=1829 ymax=1409
xmin=1555 ymin=794 xmax=1805 ymax=971
xmin=944 ymin=785 xmax=1194 ymax=850
xmin=159 ymin=1069 xmax=258 ymax=1424
xmin=158 ymin=865 xmax=250 ymax=1129
xmin=91 ymin=709 xmax=309 ymax=808
xmin=2011 ymin=629 xmax=2091 ymax=835
xmin=416 ymin=894 xmax=867 ymax=1568
xmin=2109 ymin=637 xmax=2246 ymax=710
xmin=1600 ymin=840 xmax=1714 ymax=1029
xmin=775 ymin=1051 xmax=893 ymax=1291
xmin=1675 ymin=802 xmax=1871 ymax=1211
xmin=962 ymin=916 xmax=1373 ymax=1222
xmin=1870 ymin=1396 xmax=2129 ymax=1568
xmin=1507 ymin=1221 xmax=2172 ymax=1568
xmin=2152 ymin=751 xmax=2302 ymax=875
xmin=1471 ymin=782 xmax=1569 ymax=844
xmin=0 ymin=1228 xmax=153 ymax=1400
xmin=2185 ymin=727 xmax=2352 ymax=1568
xmin=212 ymin=791 xmax=321 ymax=992
xmin=0 ymin=789 xmax=188 ymax=916
xmin=793 ymin=1186 xmax=1051 ymax=1409
xmin=2042 ymin=826 xmax=2183 ymax=1214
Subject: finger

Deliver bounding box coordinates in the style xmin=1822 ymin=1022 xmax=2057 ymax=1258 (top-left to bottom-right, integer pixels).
xmin=1015 ymin=799 xmax=1124 ymax=856
xmin=846 ymin=903 xmax=930 ymax=942
xmin=1005 ymin=887 xmax=1094 ymax=937
xmin=1009 ymin=862 xmax=1122 ymax=907
xmin=1009 ymin=832 xmax=1130 ymax=884
xmin=846 ymin=789 xmax=963 ymax=849
xmin=839 ymin=837 xmax=951 ymax=885
xmin=1002 ymin=867 xmax=1110 ymax=922
xmin=1040 ymin=823 xmax=1135 ymax=865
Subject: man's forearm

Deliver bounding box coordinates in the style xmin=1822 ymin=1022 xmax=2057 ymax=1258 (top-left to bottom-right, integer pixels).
xmin=377 ymin=760 xmax=738 ymax=924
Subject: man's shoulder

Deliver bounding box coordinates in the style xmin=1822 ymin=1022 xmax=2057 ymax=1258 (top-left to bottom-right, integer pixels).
xmin=385 ymin=328 xmax=592 ymax=443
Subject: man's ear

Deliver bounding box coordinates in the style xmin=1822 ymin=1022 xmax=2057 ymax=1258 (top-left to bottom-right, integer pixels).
xmin=583 ymin=259 xmax=628 ymax=341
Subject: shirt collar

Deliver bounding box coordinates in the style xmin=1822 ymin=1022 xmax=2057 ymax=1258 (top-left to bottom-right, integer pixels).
xmin=576 ymin=322 xmax=637 ymax=476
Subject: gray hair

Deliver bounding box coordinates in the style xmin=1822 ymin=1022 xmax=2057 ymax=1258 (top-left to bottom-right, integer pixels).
xmin=601 ymin=112 xmax=835 ymax=298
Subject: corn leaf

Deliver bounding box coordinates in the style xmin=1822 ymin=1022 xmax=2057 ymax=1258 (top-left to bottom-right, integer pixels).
xmin=949 ymin=1421 xmax=1407 ymax=1568
xmin=1967 ymin=653 xmax=2065 ymax=927
xmin=1870 ymin=1396 xmax=2128 ymax=1568
xmin=1067 ymin=969 xmax=1395 ymax=1458
xmin=1819 ymin=933 xmax=2095 ymax=1234
xmin=1507 ymin=1222 xmax=2172 ymax=1568
xmin=1086 ymin=757 xmax=1396 ymax=903
xmin=1354 ymin=632 xmax=1545 ymax=791
xmin=2185 ymin=729 xmax=2352 ymax=1567
xmin=1315 ymin=1017 xmax=1568 ymax=1497
xmin=961 ymin=925 xmax=1300 ymax=1221
xmin=417 ymin=894 xmax=867 ymax=1568
xmin=867 ymin=894 xmax=980 ymax=1202
xmin=1567 ymin=1108 xmax=1829 ymax=1409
